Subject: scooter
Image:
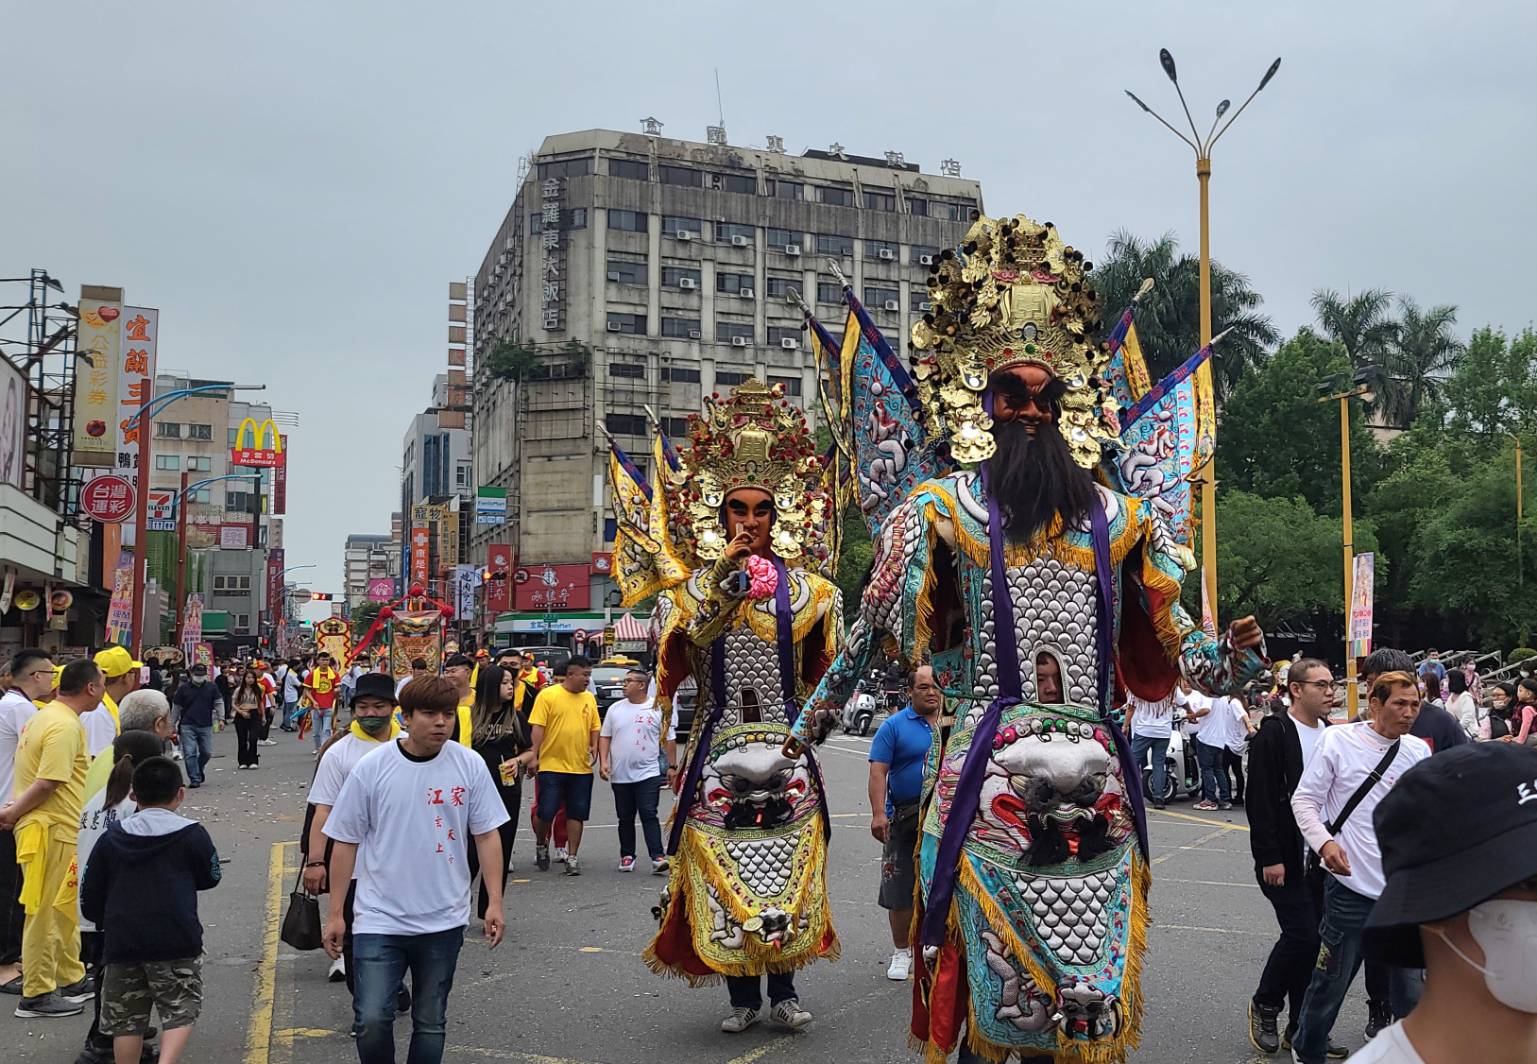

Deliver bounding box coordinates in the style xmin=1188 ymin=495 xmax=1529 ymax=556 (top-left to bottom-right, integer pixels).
xmin=1140 ymin=712 xmax=1203 ymax=804
xmin=842 ymin=684 xmax=879 ymax=736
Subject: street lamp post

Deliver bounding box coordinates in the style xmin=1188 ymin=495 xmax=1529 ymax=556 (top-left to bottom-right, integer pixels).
xmin=1127 ymin=50 xmax=1281 ymax=624
xmin=1319 ymin=377 xmax=1375 ymax=720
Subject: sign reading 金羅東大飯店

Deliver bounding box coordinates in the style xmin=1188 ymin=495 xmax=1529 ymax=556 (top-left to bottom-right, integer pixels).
xmin=230 ymin=417 xmax=284 ymax=468
xmin=512 ymin=563 xmax=590 ymax=611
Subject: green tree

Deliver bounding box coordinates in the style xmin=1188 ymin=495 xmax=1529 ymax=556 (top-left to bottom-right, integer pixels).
xmin=1383 ymin=298 xmax=1464 ymax=428
xmin=1442 ymin=327 xmax=1537 ymax=449
xmin=1093 ymin=231 xmax=1277 ymax=400
xmin=1310 ymin=287 xmax=1398 ymax=370
xmin=350 ymin=600 xmax=382 ymax=641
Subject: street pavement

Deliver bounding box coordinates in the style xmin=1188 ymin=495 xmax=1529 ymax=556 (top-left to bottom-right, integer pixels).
xmin=2 ymin=721 xmax=1373 ymax=1064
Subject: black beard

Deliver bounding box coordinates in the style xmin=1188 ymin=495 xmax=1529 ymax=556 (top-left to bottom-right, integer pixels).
xmin=990 ymin=420 xmax=1098 ymax=544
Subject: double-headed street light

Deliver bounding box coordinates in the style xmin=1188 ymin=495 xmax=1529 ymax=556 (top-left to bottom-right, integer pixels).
xmin=1127 ymin=49 xmax=1281 ymax=624
xmin=1319 ymin=371 xmax=1377 ymax=720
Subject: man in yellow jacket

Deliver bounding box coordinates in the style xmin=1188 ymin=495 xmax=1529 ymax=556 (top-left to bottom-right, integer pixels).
xmin=0 ymin=658 xmax=99 ymax=1017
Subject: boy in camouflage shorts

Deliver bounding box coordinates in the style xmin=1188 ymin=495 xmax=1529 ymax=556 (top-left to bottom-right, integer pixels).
xmin=82 ymin=757 xmax=220 ymax=1063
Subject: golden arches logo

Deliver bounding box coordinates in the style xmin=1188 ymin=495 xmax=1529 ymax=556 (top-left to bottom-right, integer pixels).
xmin=230 ymin=417 xmax=284 ymax=467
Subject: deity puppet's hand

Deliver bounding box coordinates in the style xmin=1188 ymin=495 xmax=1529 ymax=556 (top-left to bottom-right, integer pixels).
xmin=1228 ymin=615 xmax=1264 ymax=652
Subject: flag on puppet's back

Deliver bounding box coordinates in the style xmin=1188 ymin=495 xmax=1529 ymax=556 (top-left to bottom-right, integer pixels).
xmin=607 ymin=441 xmax=664 ymax=605
xmin=840 ymin=288 xmax=941 ymax=537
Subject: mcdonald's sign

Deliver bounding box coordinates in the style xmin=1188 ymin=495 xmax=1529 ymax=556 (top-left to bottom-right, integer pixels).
xmin=231 ymin=417 xmax=284 ymax=467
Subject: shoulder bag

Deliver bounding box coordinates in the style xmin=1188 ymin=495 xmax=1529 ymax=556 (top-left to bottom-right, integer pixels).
xmin=1304 ymin=738 xmax=1399 ymax=882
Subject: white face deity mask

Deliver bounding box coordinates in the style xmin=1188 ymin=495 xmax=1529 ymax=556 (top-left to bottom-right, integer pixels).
xmin=1431 ymin=899 xmax=1537 ymax=1013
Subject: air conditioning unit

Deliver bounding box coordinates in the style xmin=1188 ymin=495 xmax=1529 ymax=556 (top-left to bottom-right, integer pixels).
xmin=780 ymin=337 xmax=800 ymax=350
xmin=678 ymin=277 xmax=698 ymax=290
xmin=606 ymin=322 xmax=622 ymax=332
xmin=878 ymin=248 xmax=896 ymax=261
xmin=676 ymin=230 xmax=695 ymax=241
xmin=606 ymin=271 xmax=621 ymax=282
xmin=784 ymin=244 xmax=802 ymax=256
xmin=884 ymin=300 xmax=901 ymax=312
xmin=739 ymin=288 xmax=754 ymax=298
xmin=918 ymin=301 xmax=934 ymax=311
xmin=687 ymin=329 xmax=702 ymax=340
xmin=919 ymin=254 xmax=934 ymax=266
xmin=731 ymin=335 xmax=749 ymax=347
xmin=731 ymin=235 xmax=751 ymax=248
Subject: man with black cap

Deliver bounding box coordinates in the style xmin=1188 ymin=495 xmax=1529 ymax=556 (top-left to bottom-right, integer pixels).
xmin=1350 ymin=742 xmax=1537 ymax=1063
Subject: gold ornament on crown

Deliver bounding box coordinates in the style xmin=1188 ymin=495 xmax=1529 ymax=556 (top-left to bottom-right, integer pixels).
xmin=665 ymin=380 xmax=834 ymax=572
xmin=910 ymin=213 xmax=1116 ymax=468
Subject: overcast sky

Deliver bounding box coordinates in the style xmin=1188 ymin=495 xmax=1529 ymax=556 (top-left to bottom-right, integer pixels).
xmin=9 ymin=1 xmax=1536 ymax=594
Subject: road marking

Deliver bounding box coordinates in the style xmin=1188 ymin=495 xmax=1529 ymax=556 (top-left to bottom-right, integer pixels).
xmin=1158 ymin=923 xmax=1267 ymax=936
xmin=725 ymin=1037 xmax=798 ymax=1064
xmin=1152 ymin=824 xmax=1238 ymax=866
xmin=448 ymin=1047 xmax=603 ymax=1063
xmin=1159 ymin=876 xmax=1257 ymax=888
xmin=272 ymin=1027 xmax=339 ymax=1039
xmin=1150 ymin=808 xmax=1251 ymax=832
xmin=243 ymin=840 xmax=288 ymax=1064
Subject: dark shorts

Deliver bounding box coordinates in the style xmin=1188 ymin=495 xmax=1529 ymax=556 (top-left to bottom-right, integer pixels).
xmin=536 ymin=771 xmax=594 ymax=822
xmin=879 ymin=800 xmax=921 ymax=910
xmin=100 ymin=957 xmax=203 ymax=1035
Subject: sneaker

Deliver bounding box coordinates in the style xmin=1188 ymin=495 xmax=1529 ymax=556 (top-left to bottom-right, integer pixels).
xmin=1152 ymin=800 xmax=1167 ymax=810
xmin=564 ymin=857 xmax=582 ymax=876
xmin=170 ymin=749 xmax=183 ymax=760
xmin=535 ymin=844 xmax=551 ymax=871
xmin=1192 ymin=800 xmax=1219 ymax=811
xmin=58 ymin=976 xmax=94 ymax=1003
xmin=328 ymin=955 xmax=346 ymax=983
xmin=770 ymin=998 xmax=812 ymax=1029
xmin=554 ymin=846 xmax=569 ymax=864
xmin=886 ymin=947 xmax=913 ymax=982
xmin=1248 ymin=1000 xmax=1280 ymax=1054
xmin=1219 ymin=801 xmax=1234 ymax=811
xmin=0 ymin=975 xmax=21 ymax=996
xmin=720 ymin=1006 xmax=760 ymax=1033
xmin=651 ymin=857 xmax=670 ymax=875
xmin=1282 ymin=1025 xmax=1349 ymax=1059
xmin=260 ymin=738 xmax=278 ymax=747
xmin=1365 ymin=1001 xmax=1393 ymax=1040
xmin=619 ymin=856 xmax=636 ymax=872
xmin=15 ymin=992 xmax=83 ymax=1018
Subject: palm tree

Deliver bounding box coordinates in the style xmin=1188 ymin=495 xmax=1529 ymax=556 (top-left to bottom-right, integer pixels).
xmin=1094 ymin=231 xmax=1277 ymax=402
xmin=1386 ymin=298 xmax=1464 ymax=427
xmin=1310 ymin=287 xmax=1398 ymax=368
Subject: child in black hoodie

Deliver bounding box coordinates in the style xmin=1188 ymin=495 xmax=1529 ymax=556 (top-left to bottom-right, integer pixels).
xmin=81 ymin=756 xmax=221 ymax=1064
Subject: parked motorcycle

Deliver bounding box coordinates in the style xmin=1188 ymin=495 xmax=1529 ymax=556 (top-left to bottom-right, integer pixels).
xmin=842 ymin=684 xmax=879 ymax=736
xmin=1140 ymin=711 xmax=1203 ymax=804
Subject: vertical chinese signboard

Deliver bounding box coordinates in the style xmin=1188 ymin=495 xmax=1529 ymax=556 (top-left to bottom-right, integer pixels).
xmin=410 ymin=527 xmax=431 ymax=589
xmin=73 ymin=287 xmax=124 ymax=465
xmin=116 ymin=308 xmax=157 ymax=490
xmin=540 ymin=178 xmax=564 ymax=331
xmin=485 ymin=543 xmax=512 ymax=613
xmin=266 ymin=548 xmax=285 ymax=636
xmin=273 ymin=434 xmax=288 ymax=514
xmin=1349 ymin=552 xmax=1375 ymax=659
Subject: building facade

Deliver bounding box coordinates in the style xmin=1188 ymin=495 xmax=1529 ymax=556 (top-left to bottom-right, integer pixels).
xmin=400 ymin=374 xmax=472 ymax=602
xmin=342 ymin=532 xmax=396 ymax=612
xmin=468 ymin=127 xmax=983 ymax=636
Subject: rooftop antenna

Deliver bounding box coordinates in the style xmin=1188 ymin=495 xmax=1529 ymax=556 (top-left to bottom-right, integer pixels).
xmin=707 ymin=69 xmax=728 ymax=146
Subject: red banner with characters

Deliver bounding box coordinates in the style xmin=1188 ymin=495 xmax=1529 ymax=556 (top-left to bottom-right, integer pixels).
xmin=266 ymin=548 xmax=285 ymax=629
xmin=513 ymin=563 xmax=590 ymax=611
xmin=485 ymin=543 xmax=512 ymax=613
xmin=273 ymin=434 xmax=288 ymax=514
xmin=410 ymin=527 xmax=431 ymax=588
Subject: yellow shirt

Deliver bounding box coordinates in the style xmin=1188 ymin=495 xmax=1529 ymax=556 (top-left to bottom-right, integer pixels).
xmin=457 ymin=695 xmax=473 ymax=749
xmin=13 ymin=701 xmax=89 ymax=841
xmin=529 ymin=685 xmax=600 ymax=775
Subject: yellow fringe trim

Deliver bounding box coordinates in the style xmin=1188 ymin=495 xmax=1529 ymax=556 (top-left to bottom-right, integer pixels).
xmin=908 ymin=506 xmax=943 ymax=666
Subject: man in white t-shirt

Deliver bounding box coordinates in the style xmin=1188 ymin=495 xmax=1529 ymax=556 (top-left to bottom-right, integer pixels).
xmin=322 ymin=675 xmax=508 ymax=1064
xmin=1126 ymin=690 xmax=1176 ymax=810
xmin=598 ymin=669 xmax=677 ymax=875
xmin=1289 ymin=671 xmax=1431 ymax=1064
xmin=0 ymin=649 xmax=53 ymax=990
xmin=275 ymin=659 xmax=303 ymax=731
xmin=1192 ymin=687 xmax=1239 ymax=810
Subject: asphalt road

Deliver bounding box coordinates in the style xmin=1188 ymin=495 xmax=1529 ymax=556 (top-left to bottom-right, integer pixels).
xmin=2 ymin=722 xmax=1374 ymax=1064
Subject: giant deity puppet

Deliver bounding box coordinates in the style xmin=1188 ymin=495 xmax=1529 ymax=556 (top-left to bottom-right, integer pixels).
xmin=605 ymin=380 xmax=844 ymax=1031
xmin=789 ymin=214 xmax=1267 ymax=1064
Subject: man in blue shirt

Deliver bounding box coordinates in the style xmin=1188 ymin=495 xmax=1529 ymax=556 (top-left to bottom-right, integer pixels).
xmin=867 ymin=664 xmax=943 ymax=982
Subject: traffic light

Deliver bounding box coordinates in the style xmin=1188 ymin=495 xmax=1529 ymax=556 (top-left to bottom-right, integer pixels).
xmin=310 ymin=592 xmax=333 ymax=601
xmin=481 ymin=569 xmax=508 ymax=584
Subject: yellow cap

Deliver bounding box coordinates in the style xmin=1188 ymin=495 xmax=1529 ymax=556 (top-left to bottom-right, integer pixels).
xmin=94 ymin=645 xmax=144 ymax=679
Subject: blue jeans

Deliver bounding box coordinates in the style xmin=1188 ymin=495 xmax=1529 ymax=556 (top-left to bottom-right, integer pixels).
xmin=353 ymin=927 xmax=464 ymax=1064
xmin=179 ymin=723 xmax=214 ymax=784
xmin=1195 ymin=738 xmax=1230 ymax=802
xmin=282 ymin=699 xmax=300 ymax=729
xmin=612 ymin=775 xmax=664 ymax=860
xmin=312 ymin=708 xmax=334 ymax=752
xmin=1129 ymin=734 xmax=1169 ymax=802
xmin=726 ymin=970 xmax=796 ymax=1009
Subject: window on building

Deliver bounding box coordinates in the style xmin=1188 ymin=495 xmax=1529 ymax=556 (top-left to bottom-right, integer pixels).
xmin=716 ymin=272 xmax=754 ymax=295
xmin=911 ymin=244 xmax=941 ymax=266
xmin=661 ymin=265 xmax=702 ymax=289
xmin=715 ymin=320 xmax=754 ymax=344
xmin=716 ymin=222 xmax=755 ymax=245
xmin=227 ymin=427 xmax=238 ymax=447
xmin=721 ymin=173 xmax=757 ymax=194
xmin=565 ymin=207 xmax=588 ymax=229
xmin=156 ymin=422 xmax=182 ymax=439
xmin=658 ymin=164 xmax=703 ymax=188
xmin=234 ymin=613 xmax=250 ymax=632
xmin=934 ymin=199 xmax=976 ymax=221
xmin=865 ymin=239 xmax=899 ymax=262
xmin=188 ymin=455 xmax=212 ymax=472
xmin=608 ymin=209 xmax=648 ymax=233
xmin=456 ymin=464 xmax=469 ymax=486
xmin=661 ymin=365 xmax=702 ymax=383
xmin=606 ymin=312 xmax=647 ymax=335
xmin=715 ymin=369 xmax=754 ymax=386
xmin=188 ymin=423 xmax=213 ymax=441
xmin=816 ymin=233 xmax=854 ymax=257
xmin=538 ymin=157 xmax=593 ymax=180
xmin=661 ymin=317 xmax=702 ymax=338
xmin=865 ymin=285 xmax=900 ymax=308
xmin=816 ymin=185 xmax=856 ymax=207
xmin=606 ymin=258 xmax=647 ymax=285
xmin=766 ymin=179 xmax=802 ymax=200
xmin=766 ymin=227 xmax=802 ymax=249
xmin=155 ymin=454 xmax=180 ymax=471
xmin=663 ymin=215 xmax=704 ymax=238
xmin=226 ymin=490 xmax=251 ymax=509
xmin=767 ymin=325 xmax=802 ymax=347
xmin=213 ymin=575 xmax=226 ymax=591
xmin=189 ymin=487 xmax=212 ymax=503
xmin=864 ymin=189 xmax=897 ymax=211
xmin=906 ymin=196 xmax=929 ymax=217
xmin=662 ymin=416 xmax=690 ymax=435
xmin=817 ymin=279 xmax=843 ymax=304
xmin=608 ymin=157 xmax=649 ymax=180
xmin=768 ymin=374 xmax=803 ymax=396
xmin=765 ymin=275 xmax=801 ymax=301
xmin=605 ymin=412 xmax=648 ymax=436
xmin=609 ymin=361 xmax=646 ymax=379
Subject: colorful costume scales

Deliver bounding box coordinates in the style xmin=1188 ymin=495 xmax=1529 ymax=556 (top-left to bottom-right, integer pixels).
xmin=790 ymin=215 xmax=1267 ymax=1064
xmin=604 ymin=381 xmax=844 ymax=984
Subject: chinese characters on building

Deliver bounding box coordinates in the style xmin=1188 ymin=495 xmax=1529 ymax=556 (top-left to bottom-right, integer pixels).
xmin=541 ymin=178 xmax=564 ymax=332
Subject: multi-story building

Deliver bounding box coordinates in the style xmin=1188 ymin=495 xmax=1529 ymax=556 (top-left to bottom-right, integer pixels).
xmin=342 ymin=532 xmax=396 ymax=612
xmin=400 ymin=375 xmax=473 ymax=602
xmin=468 ymin=126 xmax=983 ymax=637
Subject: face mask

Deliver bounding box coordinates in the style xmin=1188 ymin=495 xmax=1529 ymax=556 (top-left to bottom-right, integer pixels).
xmin=191 ymin=675 xmax=207 ymax=686
xmin=355 ymin=715 xmax=391 ymax=737
xmin=1432 ymin=899 xmax=1537 ymax=1013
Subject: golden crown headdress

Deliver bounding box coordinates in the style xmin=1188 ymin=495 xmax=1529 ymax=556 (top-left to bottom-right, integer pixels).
xmin=665 ymin=380 xmax=833 ymax=569
xmin=910 ymin=213 xmax=1115 ymax=468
